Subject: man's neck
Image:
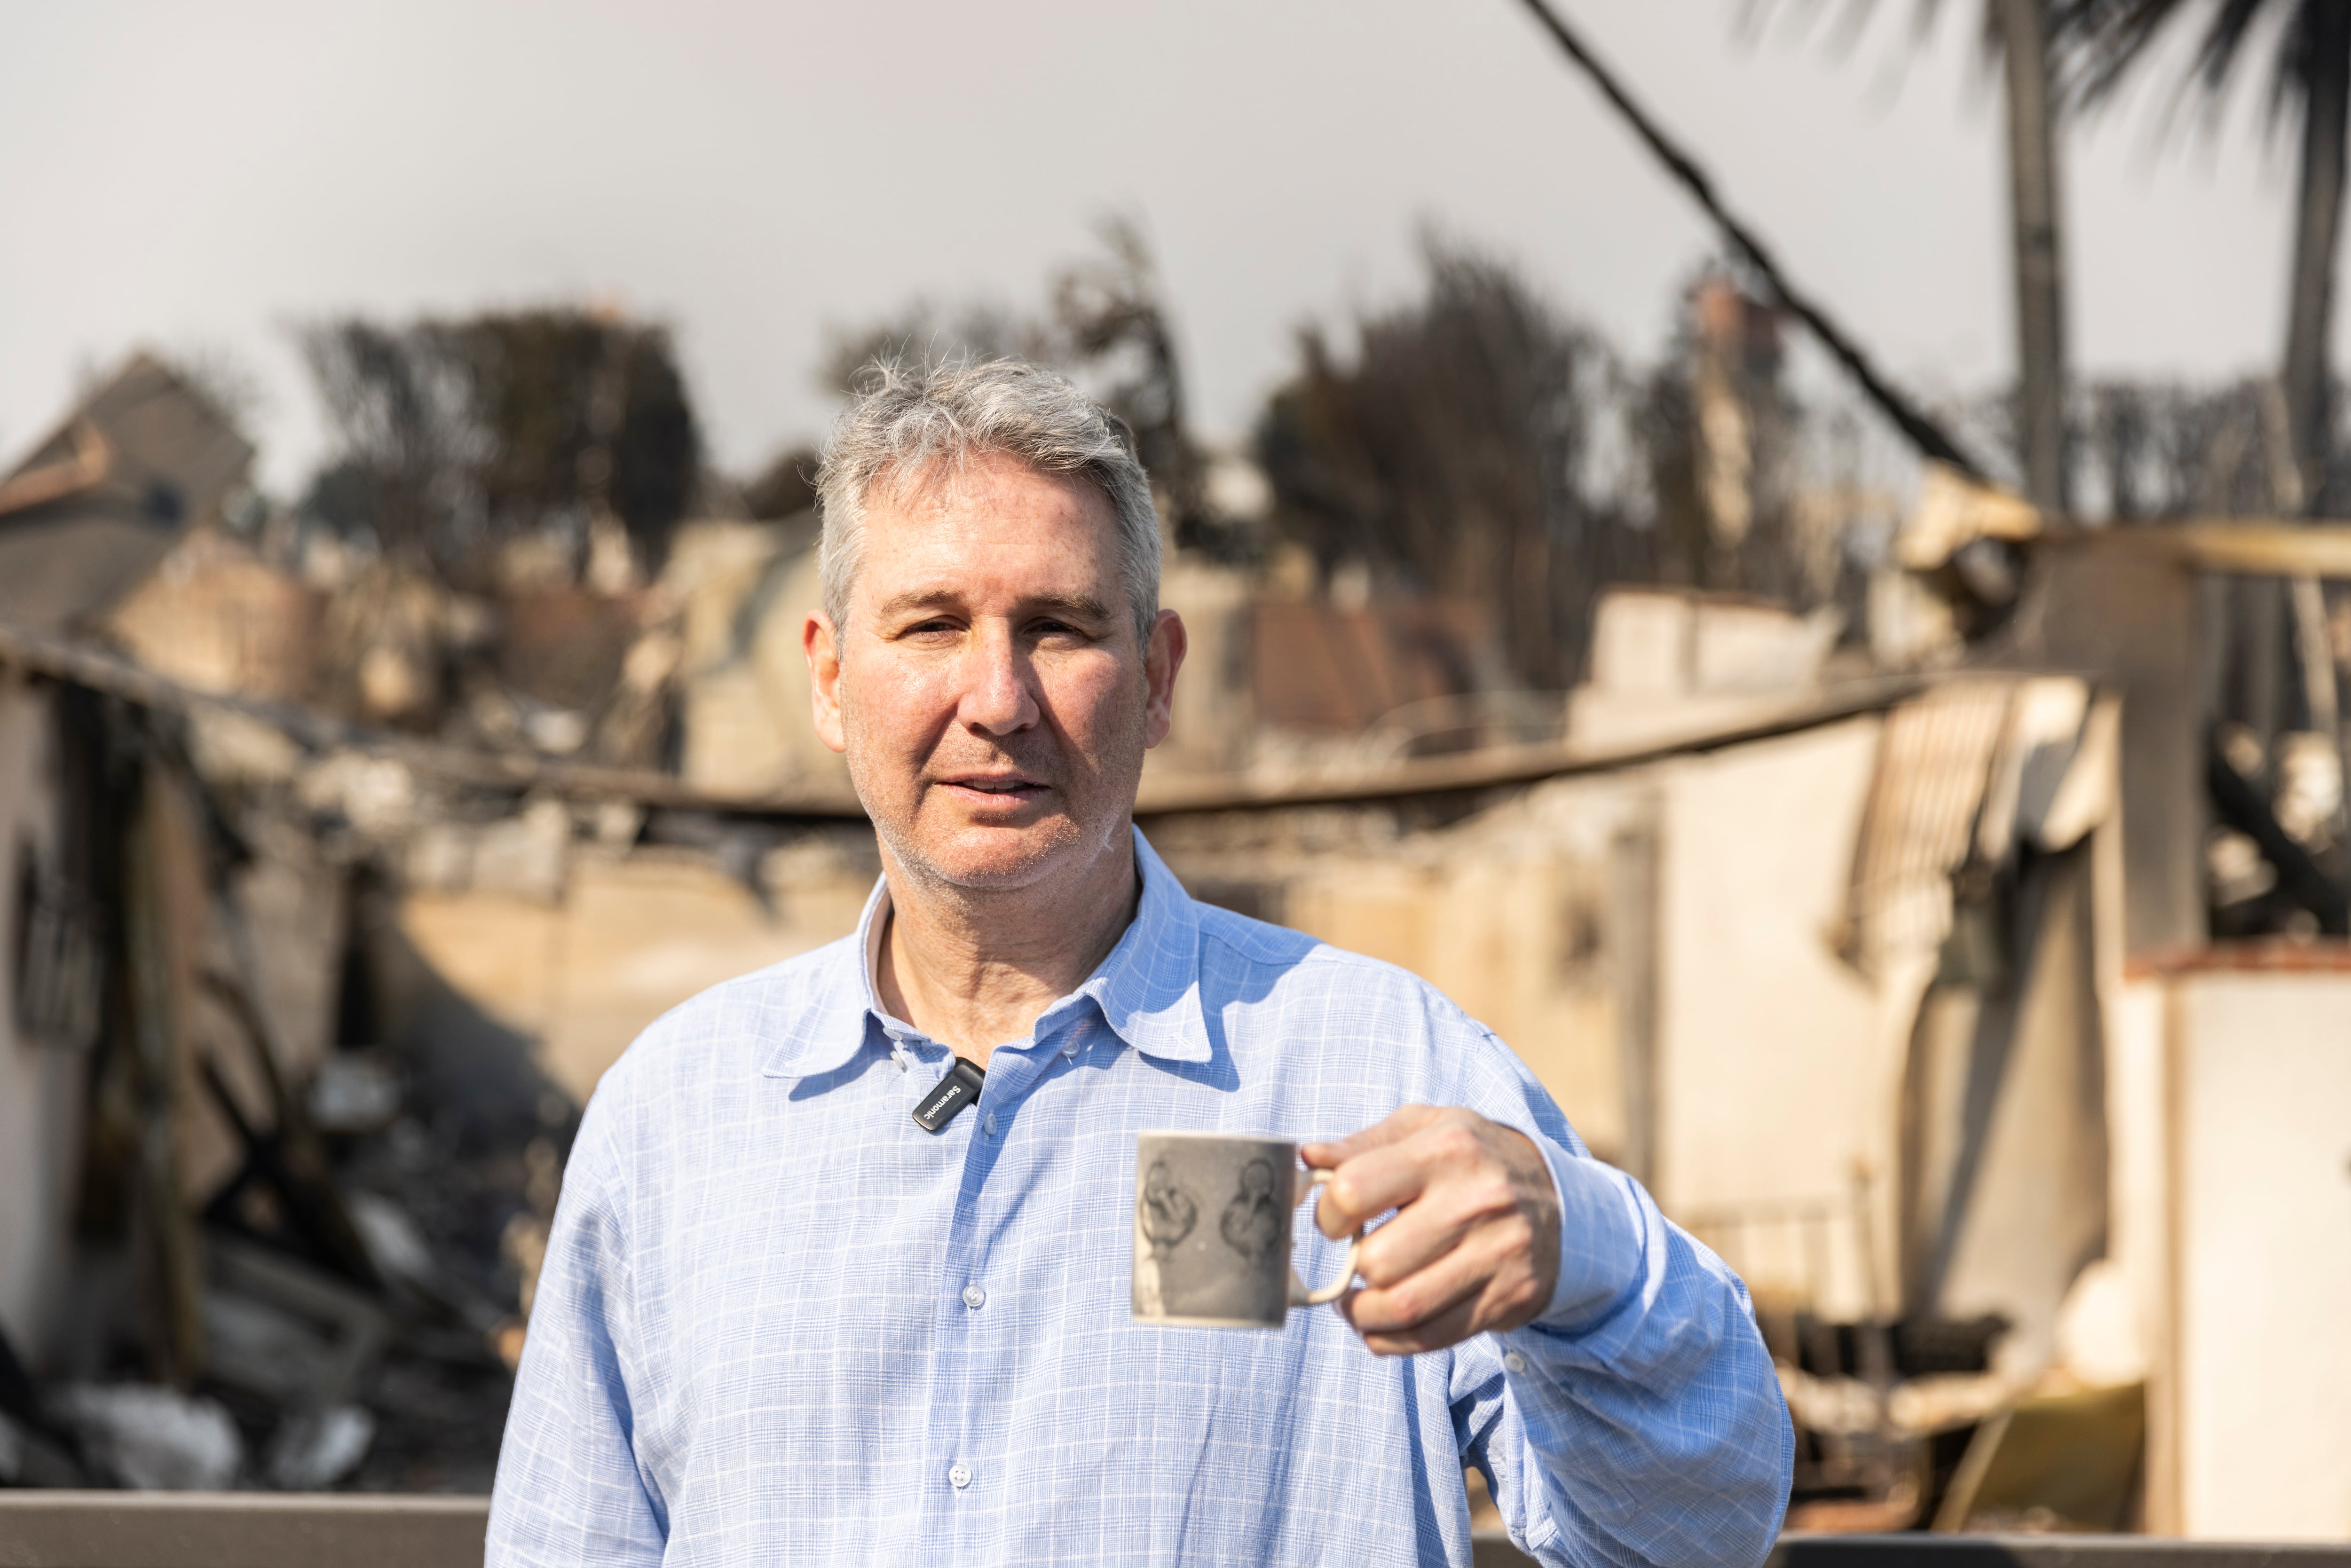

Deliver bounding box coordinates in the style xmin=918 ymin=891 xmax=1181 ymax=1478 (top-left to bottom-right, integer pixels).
xmin=875 ymin=830 xmax=1141 ymax=1069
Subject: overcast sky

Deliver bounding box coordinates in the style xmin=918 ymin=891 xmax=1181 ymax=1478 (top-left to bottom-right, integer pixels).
xmin=0 ymin=0 xmax=2310 ymax=496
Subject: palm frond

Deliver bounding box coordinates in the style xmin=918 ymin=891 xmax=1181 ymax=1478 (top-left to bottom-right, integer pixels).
xmin=2055 ymin=0 xmax=2309 ymax=133
xmin=1737 ymin=0 xmax=2004 ymax=66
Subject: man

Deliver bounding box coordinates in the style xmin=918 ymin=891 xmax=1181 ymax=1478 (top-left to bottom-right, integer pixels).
xmin=489 ymin=360 xmax=1791 ymax=1567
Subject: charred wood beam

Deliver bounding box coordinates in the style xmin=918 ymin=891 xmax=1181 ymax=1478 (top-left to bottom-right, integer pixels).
xmin=201 ymin=952 xmax=379 ymax=1285
xmin=1511 ymin=0 xmax=1991 ymax=481
xmin=2206 ymin=727 xmax=2351 ymax=935
xmin=121 ymin=769 xmax=208 ymax=1386
xmin=195 ymin=1040 xmax=379 ymax=1290
xmin=0 ymin=613 xmax=864 ymax=817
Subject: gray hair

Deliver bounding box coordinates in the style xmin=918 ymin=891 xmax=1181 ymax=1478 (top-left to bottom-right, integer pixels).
xmin=815 ymin=357 xmax=1161 ymax=646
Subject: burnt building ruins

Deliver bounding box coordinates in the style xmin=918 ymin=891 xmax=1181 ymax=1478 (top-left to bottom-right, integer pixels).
xmin=0 ymin=344 xmax=2345 ymax=1541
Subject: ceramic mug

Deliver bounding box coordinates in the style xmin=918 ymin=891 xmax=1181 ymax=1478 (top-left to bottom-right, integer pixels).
xmin=1131 ymin=1131 xmax=1365 ymax=1329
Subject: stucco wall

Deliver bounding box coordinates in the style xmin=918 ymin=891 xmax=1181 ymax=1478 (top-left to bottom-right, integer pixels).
xmin=1649 ymin=716 xmax=1888 ymax=1320
xmin=2169 ymin=969 xmax=2351 ymax=1540
xmin=0 ymin=674 xmax=84 ymax=1371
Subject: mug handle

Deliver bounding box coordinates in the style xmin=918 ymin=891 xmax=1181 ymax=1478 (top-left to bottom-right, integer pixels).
xmin=1289 ymin=1168 xmax=1365 ymax=1307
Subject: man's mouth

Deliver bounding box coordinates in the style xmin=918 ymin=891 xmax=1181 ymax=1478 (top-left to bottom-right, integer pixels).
xmin=939 ymin=774 xmax=1048 ymax=802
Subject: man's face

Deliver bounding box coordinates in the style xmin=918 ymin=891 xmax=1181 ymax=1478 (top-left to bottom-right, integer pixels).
xmin=804 ymin=450 xmax=1184 ymax=894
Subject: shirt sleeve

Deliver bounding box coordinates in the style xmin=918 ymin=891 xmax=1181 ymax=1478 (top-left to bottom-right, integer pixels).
xmin=1458 ymin=1068 xmax=1793 ymax=1567
xmin=486 ymin=1093 xmax=668 ymax=1568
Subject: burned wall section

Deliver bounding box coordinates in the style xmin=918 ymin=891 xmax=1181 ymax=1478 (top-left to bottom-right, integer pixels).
xmin=0 ymin=674 xmax=875 ymax=1492
xmin=0 ymin=675 xmax=87 ymax=1382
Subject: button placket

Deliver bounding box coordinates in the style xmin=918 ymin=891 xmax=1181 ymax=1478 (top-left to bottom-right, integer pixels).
xmin=967 ymin=1040 xmax=1051 ymax=1144
xmin=891 ymin=1034 xmax=949 ymax=1106
xmin=929 ymin=1044 xmax=1031 ymax=1513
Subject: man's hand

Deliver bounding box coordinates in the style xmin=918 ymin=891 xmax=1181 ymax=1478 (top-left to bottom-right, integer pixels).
xmin=1302 ymin=1106 xmax=1562 ymax=1357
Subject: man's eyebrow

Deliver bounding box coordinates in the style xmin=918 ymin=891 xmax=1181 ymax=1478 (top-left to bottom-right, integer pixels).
xmin=872 ymin=590 xmax=1114 ymax=623
xmin=872 ymin=588 xmax=963 ymax=621
xmin=1024 ymin=593 xmax=1114 ymax=622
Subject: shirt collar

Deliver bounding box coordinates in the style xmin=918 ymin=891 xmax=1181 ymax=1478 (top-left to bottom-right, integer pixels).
xmin=759 ymin=825 xmax=1209 ymax=1079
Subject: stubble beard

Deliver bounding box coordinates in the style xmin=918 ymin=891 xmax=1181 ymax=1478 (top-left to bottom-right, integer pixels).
xmin=841 ymin=680 xmax=1151 ymax=902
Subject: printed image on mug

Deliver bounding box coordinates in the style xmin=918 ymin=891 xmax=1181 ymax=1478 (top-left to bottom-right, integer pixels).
xmin=1131 ymin=1132 xmax=1364 ymax=1329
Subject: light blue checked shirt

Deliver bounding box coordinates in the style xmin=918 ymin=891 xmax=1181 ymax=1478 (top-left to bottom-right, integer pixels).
xmin=489 ymin=829 xmax=1791 ymax=1567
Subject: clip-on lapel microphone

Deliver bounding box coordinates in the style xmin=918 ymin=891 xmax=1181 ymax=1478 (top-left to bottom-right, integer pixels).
xmin=912 ymin=1057 xmax=986 ymax=1132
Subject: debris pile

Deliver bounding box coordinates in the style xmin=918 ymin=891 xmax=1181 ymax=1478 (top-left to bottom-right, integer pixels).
xmin=0 ymin=347 xmax=623 ymax=1492
xmin=0 ymin=691 xmax=571 ymax=1492
xmin=0 ymin=343 xmax=868 ymax=1489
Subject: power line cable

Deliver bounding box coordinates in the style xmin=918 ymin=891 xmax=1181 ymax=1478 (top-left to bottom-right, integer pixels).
xmin=1513 ymin=0 xmax=1991 ymax=481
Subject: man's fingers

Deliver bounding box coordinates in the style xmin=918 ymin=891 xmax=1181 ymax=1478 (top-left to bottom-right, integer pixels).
xmin=1305 ymin=1106 xmax=1444 ymax=1240
xmin=1341 ymin=1253 xmax=1484 ymax=1343
xmin=1346 ymin=1178 xmax=1483 ymax=1286
xmin=1304 ymin=1107 xmax=1564 ymax=1358
xmin=1359 ymin=1300 xmax=1482 ymax=1358
xmin=1310 ymin=1110 xmax=1504 ymax=1240
xmin=1351 ymin=1290 xmax=1485 ymax=1358
xmin=1300 ymin=1103 xmax=1444 ymax=1173
xmin=1310 ymin=1138 xmax=1432 ymax=1239
xmin=1341 ymin=1221 xmax=1514 ymax=1338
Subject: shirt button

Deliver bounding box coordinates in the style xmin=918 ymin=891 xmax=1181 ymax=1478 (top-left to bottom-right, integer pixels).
xmin=948 ymin=1462 xmax=971 ymax=1490
xmin=962 ymin=1284 xmax=986 ymax=1310
xmin=982 ymin=1111 xmax=998 ymax=1138
xmin=1503 ymin=1351 xmax=1528 ymax=1374
xmin=1061 ymin=1040 xmax=1079 ymax=1060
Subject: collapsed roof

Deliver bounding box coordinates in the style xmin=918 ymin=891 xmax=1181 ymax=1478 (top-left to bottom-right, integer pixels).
xmin=0 ymin=353 xmax=254 ymax=632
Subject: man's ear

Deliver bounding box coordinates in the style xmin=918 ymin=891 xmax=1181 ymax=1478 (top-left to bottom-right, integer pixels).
xmin=1142 ymin=608 xmax=1187 ymax=750
xmin=804 ymin=610 xmax=847 ymax=755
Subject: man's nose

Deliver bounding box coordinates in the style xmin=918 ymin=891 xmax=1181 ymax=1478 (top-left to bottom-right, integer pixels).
xmin=956 ymin=622 xmax=1039 ymax=735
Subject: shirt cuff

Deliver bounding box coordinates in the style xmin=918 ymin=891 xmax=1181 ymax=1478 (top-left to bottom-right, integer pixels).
xmin=1526 ymin=1139 xmax=1646 ymax=1335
